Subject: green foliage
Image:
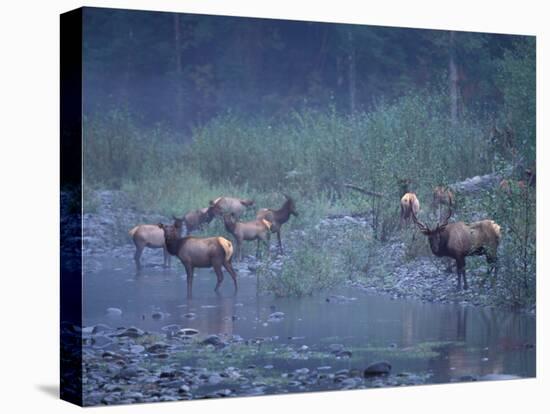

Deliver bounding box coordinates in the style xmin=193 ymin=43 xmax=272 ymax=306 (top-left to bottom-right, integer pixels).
xmin=481 ymin=182 xmax=536 ymax=307
xmin=495 ymin=37 xmax=536 ymax=167
xmin=258 ymin=227 xmax=343 ymax=297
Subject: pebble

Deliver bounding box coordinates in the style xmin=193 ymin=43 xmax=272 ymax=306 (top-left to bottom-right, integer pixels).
xmin=106 ymin=307 xmax=122 ymax=316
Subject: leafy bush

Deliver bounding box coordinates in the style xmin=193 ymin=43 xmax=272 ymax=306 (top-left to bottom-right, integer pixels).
xmin=482 ymin=182 xmax=536 ymax=307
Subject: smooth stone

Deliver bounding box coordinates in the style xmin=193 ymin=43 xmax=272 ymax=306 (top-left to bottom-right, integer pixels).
xmin=294 ymin=368 xmax=310 ymax=375
xmin=129 ymin=345 xmax=145 ymax=354
xmin=364 ymin=361 xmax=392 ymax=376
xmin=106 ymin=307 xmax=122 ymax=316
xmin=183 ymin=313 xmax=196 ymax=319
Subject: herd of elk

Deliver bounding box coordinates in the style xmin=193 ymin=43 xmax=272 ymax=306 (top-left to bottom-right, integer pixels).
xmin=129 ymin=194 xmax=298 ymax=296
xmin=129 ymin=177 xmax=510 ymax=296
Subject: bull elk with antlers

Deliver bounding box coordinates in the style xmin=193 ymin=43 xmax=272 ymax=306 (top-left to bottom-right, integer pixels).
xmin=411 ymin=205 xmax=501 ymax=290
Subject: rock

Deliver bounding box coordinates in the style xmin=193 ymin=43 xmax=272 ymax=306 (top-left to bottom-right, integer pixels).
xmin=91 ymin=336 xmax=114 ymax=348
xmin=146 ymin=342 xmax=170 ymax=353
xmin=268 ymin=311 xmax=285 ymax=320
xmin=178 ymin=328 xmax=199 ymax=336
xmin=201 ymin=335 xmax=223 ymax=346
xmin=294 ymin=368 xmax=310 ymax=375
xmin=129 ymin=345 xmax=145 ymax=354
xmin=106 ymin=307 xmax=122 ymax=316
xmin=178 ymin=384 xmax=191 ymax=393
xmin=333 ymin=350 xmax=352 ymax=358
xmin=117 ymin=366 xmax=140 ymax=379
xmin=208 ymin=374 xmax=223 ymax=384
xmin=328 ymin=343 xmax=344 ymax=352
xmin=183 ymin=313 xmax=196 ymax=319
xmin=151 ymin=311 xmax=165 ymax=320
xmin=92 ymin=324 xmax=113 ymax=334
xmin=160 ymin=369 xmax=178 ymax=378
xmin=116 ymin=327 xmax=145 ymax=338
xmin=364 ymin=361 xmax=392 ymax=376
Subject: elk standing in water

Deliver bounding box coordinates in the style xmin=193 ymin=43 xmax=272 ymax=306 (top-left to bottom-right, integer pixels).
xmin=411 ymin=206 xmax=501 ymax=290
xmin=399 ymin=192 xmax=420 ymax=228
xmin=256 ymin=194 xmax=298 ymax=255
xmin=129 ymin=217 xmax=184 ymax=270
xmin=209 ymin=196 xmax=255 ymax=219
xmin=158 ymin=220 xmax=238 ymax=298
xmin=180 ymin=205 xmax=217 ymax=234
xmin=223 ymin=213 xmax=272 ymax=261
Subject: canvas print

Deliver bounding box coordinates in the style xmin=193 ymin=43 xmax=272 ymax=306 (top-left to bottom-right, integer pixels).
xmin=60 ymin=6 xmax=536 ymax=406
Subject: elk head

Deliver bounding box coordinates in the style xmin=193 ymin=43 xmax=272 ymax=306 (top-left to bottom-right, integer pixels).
xmin=283 ymin=193 xmax=299 ymax=216
xmin=411 ymin=207 xmax=452 ymax=255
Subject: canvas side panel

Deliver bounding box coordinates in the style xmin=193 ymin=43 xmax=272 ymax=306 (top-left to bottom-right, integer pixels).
xmin=60 ymin=7 xmax=83 ymax=407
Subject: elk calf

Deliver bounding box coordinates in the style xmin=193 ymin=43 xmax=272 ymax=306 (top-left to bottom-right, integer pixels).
xmin=412 ymin=207 xmax=501 ymax=290
xmin=256 ymin=194 xmax=298 ymax=255
xmin=158 ymin=220 xmax=237 ymax=298
xmin=223 ymin=213 xmax=272 ymax=261
xmin=400 ymin=192 xmax=420 ymax=228
xmin=129 ymin=217 xmax=184 ymax=270
xmin=209 ymin=196 xmax=255 ymax=219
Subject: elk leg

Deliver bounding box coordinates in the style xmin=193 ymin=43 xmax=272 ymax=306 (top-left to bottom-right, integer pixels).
xmin=213 ymin=264 xmax=224 ymax=292
xmin=456 ymin=258 xmax=466 ymax=290
xmin=134 ymin=243 xmax=144 ymax=271
xmin=237 ymin=239 xmax=243 ymax=262
xmin=223 ymin=260 xmax=238 ymax=292
xmin=277 ymin=231 xmax=283 ymax=255
xmin=163 ymin=246 xmax=170 ymax=268
xmin=183 ymin=263 xmax=194 ymax=298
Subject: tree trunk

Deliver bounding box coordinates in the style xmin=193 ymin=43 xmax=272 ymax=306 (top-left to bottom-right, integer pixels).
xmin=449 ymin=31 xmax=459 ymax=124
xmin=348 ymin=29 xmax=357 ymax=114
xmin=173 ymin=14 xmax=183 ymax=129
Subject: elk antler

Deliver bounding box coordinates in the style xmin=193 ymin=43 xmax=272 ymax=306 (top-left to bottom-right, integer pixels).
xmin=411 ymin=208 xmax=430 ymax=233
xmin=435 ymin=207 xmax=453 ymax=231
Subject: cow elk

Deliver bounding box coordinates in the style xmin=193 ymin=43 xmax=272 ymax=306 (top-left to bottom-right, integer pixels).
xmin=400 ymin=192 xmax=420 ymax=228
xmin=129 ymin=216 xmax=184 ymax=270
xmin=411 ymin=206 xmax=501 ymax=290
xmin=158 ymin=220 xmax=237 ymax=298
xmin=223 ymin=213 xmax=272 ymax=261
xmin=181 ymin=206 xmax=217 ymax=234
xmin=209 ymin=196 xmax=255 ymax=219
xmin=432 ymin=186 xmax=455 ymax=220
xmin=256 ymin=194 xmax=298 ymax=255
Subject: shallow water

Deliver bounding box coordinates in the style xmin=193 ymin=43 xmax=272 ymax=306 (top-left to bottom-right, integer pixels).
xmin=83 ymin=254 xmax=536 ymax=383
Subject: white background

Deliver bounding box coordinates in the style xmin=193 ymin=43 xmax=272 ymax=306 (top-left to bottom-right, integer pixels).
xmin=0 ymin=0 xmax=547 ymax=412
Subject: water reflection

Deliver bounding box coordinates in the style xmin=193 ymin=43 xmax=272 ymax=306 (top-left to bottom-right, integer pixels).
xmin=84 ymin=255 xmax=535 ymax=380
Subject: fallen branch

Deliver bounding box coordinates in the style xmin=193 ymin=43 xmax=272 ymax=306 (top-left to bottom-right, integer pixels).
xmin=342 ymin=183 xmax=384 ymax=198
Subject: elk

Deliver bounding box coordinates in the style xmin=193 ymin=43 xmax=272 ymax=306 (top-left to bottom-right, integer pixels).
xmin=223 ymin=213 xmax=272 ymax=261
xmin=158 ymin=220 xmax=237 ymax=298
xmin=180 ymin=206 xmax=217 ymax=234
xmin=432 ymin=186 xmax=455 ymax=220
xmin=400 ymin=192 xmax=420 ymax=228
xmin=411 ymin=206 xmax=501 ymax=290
xmin=129 ymin=216 xmax=184 ymax=270
xmin=209 ymin=196 xmax=255 ymax=219
xmin=256 ymin=194 xmax=298 ymax=255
